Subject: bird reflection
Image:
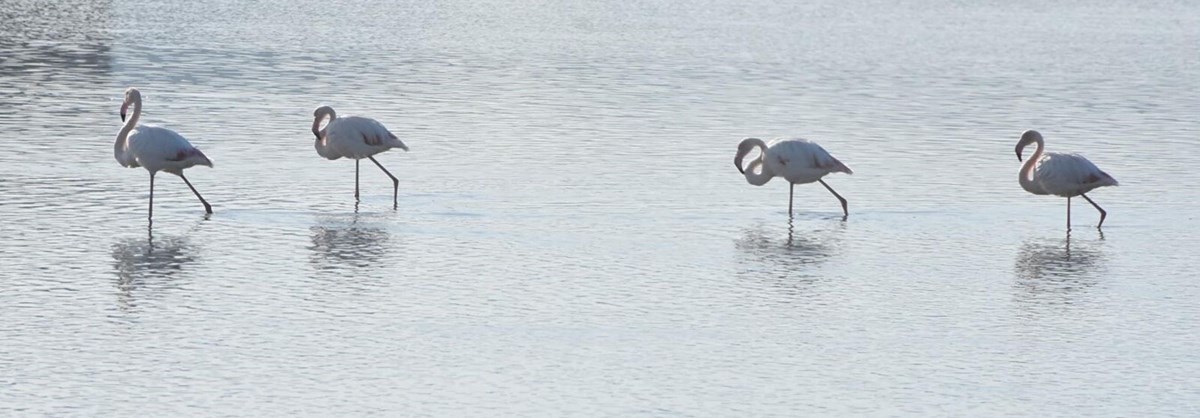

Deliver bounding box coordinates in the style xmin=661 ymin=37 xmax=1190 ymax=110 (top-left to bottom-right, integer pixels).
xmin=1013 ymin=231 xmax=1105 ymax=304
xmin=308 ymin=214 xmax=392 ymax=272
xmin=734 ymin=218 xmax=840 ymax=296
xmin=111 ymin=232 xmax=196 ymax=310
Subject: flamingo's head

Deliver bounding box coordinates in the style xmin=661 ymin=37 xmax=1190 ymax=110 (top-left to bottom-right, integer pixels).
xmin=1015 ymin=129 xmax=1043 ymax=162
xmin=734 ymin=137 xmax=765 ymax=174
xmin=312 ymin=105 xmax=334 ymax=118
xmin=120 ymin=88 xmax=141 ymax=122
xmin=312 ymin=106 xmax=335 ymax=140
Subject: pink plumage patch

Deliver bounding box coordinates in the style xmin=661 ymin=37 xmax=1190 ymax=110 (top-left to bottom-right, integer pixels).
xmin=1086 ymin=171 xmax=1115 ymax=184
xmin=362 ymin=133 xmax=382 ymax=146
xmin=168 ymin=148 xmax=203 ymax=161
xmin=813 ymin=154 xmax=830 ymax=169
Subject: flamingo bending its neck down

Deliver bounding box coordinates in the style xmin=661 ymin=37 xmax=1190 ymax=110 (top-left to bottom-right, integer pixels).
xmin=311 ymin=106 xmax=409 ymax=208
xmin=734 ymin=137 xmax=853 ymax=218
xmin=1015 ymin=129 xmax=1118 ymax=230
xmin=114 ymin=87 xmax=214 ymax=221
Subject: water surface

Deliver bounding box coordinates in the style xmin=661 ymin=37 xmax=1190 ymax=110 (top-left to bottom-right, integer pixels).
xmin=2 ymin=0 xmax=1199 ymax=415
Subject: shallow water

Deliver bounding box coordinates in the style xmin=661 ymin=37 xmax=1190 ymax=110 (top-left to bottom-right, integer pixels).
xmin=2 ymin=0 xmax=1199 ymax=415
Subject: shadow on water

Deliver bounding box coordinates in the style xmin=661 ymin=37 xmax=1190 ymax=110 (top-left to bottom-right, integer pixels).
xmin=308 ymin=213 xmax=394 ymax=273
xmin=1013 ymin=231 xmax=1106 ymax=306
xmin=733 ymin=218 xmax=843 ymax=296
xmin=111 ymin=230 xmax=198 ymax=311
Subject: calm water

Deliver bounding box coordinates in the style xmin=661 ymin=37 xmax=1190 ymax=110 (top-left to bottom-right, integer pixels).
xmin=2 ymin=0 xmax=1199 ymax=415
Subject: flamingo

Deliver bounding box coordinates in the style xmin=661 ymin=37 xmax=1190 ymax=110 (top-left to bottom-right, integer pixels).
xmin=311 ymin=106 xmax=409 ymax=208
xmin=115 ymin=87 xmax=213 ymax=220
xmin=734 ymin=137 xmax=853 ymax=218
xmin=1015 ymin=129 xmax=1119 ymax=229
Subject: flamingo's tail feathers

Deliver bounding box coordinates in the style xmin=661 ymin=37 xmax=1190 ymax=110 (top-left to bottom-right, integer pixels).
xmin=828 ymin=158 xmax=853 ymax=175
xmin=387 ymin=132 xmax=409 ymax=151
xmin=1084 ymin=171 xmax=1117 ymax=187
xmin=192 ymin=149 xmax=213 ymax=168
xmin=171 ymin=148 xmax=213 ymax=168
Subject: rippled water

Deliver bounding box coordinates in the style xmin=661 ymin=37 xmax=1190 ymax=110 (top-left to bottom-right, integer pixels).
xmin=3 ymin=0 xmax=1199 ymax=415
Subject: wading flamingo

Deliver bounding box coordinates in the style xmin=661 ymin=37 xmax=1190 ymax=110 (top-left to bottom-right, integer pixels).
xmin=311 ymin=106 xmax=409 ymax=208
xmin=115 ymin=87 xmax=213 ymax=220
xmin=1016 ymin=129 xmax=1118 ymax=229
xmin=734 ymin=137 xmax=853 ymax=218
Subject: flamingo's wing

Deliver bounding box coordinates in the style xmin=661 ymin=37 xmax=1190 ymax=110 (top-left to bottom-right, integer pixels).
xmin=127 ymin=125 xmax=211 ymax=168
xmin=1036 ymin=152 xmax=1117 ymax=194
xmin=812 ymin=150 xmax=853 ymax=174
xmin=803 ymin=141 xmax=853 ymax=175
xmin=766 ymin=138 xmax=852 ymax=176
xmin=331 ymin=117 xmax=383 ymax=145
xmin=359 ymin=129 xmax=400 ymax=146
xmin=363 ymin=120 xmax=406 ymax=150
xmin=328 ymin=116 xmax=408 ymax=155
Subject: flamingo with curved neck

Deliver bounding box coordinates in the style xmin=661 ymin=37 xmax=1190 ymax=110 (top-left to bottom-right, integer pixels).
xmin=734 ymin=136 xmax=853 ymax=218
xmin=310 ymin=105 xmax=410 ymax=208
xmin=1015 ymin=129 xmax=1118 ymax=229
xmin=735 ymin=138 xmax=775 ymax=187
xmin=1016 ymin=131 xmax=1049 ymax=196
xmin=114 ymin=87 xmax=214 ymax=221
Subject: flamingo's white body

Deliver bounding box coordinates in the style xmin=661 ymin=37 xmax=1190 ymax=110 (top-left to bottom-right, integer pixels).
xmin=734 ymin=137 xmax=853 ymax=217
xmin=311 ymin=106 xmax=409 ymax=207
xmin=1016 ymin=129 xmax=1118 ymax=229
xmin=115 ymin=87 xmax=213 ymax=219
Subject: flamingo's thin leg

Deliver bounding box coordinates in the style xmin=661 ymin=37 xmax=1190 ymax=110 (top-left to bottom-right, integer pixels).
xmin=148 ymin=172 xmax=155 ymax=221
xmin=818 ymin=179 xmax=849 ymax=219
xmin=368 ymin=156 xmax=399 ymax=209
xmin=1080 ymin=193 xmax=1107 ymax=228
xmin=788 ymin=183 xmax=794 ymax=216
xmin=179 ymin=173 xmax=212 ymax=214
xmin=1070 ymin=195 xmax=1080 ymax=231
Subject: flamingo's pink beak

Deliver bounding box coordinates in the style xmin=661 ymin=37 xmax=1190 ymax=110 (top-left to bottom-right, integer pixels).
xmin=120 ymin=101 xmax=129 ymax=122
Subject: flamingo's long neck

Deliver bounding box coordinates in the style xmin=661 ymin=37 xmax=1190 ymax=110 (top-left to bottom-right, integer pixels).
xmin=312 ymin=108 xmax=340 ymax=159
xmin=743 ymin=158 xmax=774 ymax=186
xmin=312 ymin=108 xmax=336 ymax=138
xmin=115 ymin=97 xmax=141 ymax=162
xmin=744 ymin=139 xmax=774 ymax=186
xmin=1019 ymin=137 xmax=1048 ymax=195
xmin=735 ymin=138 xmax=774 ymax=186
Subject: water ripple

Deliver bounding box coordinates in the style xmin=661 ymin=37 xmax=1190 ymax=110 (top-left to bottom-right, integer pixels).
xmin=2 ymin=0 xmax=1200 ymax=415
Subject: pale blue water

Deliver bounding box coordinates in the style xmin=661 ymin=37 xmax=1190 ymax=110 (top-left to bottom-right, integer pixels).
xmin=2 ymin=0 xmax=1199 ymax=415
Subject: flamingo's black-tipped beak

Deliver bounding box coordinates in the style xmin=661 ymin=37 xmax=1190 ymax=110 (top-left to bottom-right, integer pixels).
xmin=313 ymin=132 xmax=320 ymax=140
xmin=120 ymin=112 xmax=126 ymax=122
xmin=735 ymin=159 xmax=744 ymax=174
xmin=1015 ymin=147 xmax=1023 ymax=162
